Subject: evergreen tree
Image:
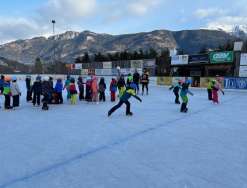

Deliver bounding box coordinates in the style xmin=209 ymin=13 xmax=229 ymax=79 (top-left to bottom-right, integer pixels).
xmin=34 ymin=57 xmax=43 ymax=74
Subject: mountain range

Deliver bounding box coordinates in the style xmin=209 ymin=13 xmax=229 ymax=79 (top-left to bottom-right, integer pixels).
xmin=0 ymin=29 xmax=237 ymax=64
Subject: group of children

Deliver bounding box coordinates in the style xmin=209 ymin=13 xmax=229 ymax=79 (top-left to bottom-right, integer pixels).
xmin=169 ymin=78 xmax=225 ymax=113
xmin=0 ymin=70 xmax=148 ymax=115
xmin=0 ymin=75 xmax=21 ymax=109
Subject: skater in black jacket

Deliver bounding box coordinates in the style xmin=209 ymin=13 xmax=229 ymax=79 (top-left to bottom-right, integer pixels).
xmin=42 ymin=76 xmax=52 ymax=110
xmin=31 ymin=76 xmax=42 ymax=106
xmin=26 ymin=75 xmax=32 ymax=102
xmin=98 ymin=77 xmax=106 ymax=102
xmin=77 ymin=76 xmax=85 ymax=101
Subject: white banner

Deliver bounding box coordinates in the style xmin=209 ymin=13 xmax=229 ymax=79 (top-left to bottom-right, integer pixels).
xmin=144 ymin=60 xmax=155 ymax=67
xmin=171 ymin=55 xmax=189 ymax=65
xmin=240 ymin=53 xmax=247 ymax=66
xmin=95 ymin=69 xmax=113 ymax=76
xmin=74 ymin=64 xmax=82 ymax=70
xmin=103 ymin=62 xmax=112 ymax=69
xmin=239 ymin=66 xmax=247 ymax=77
xmin=131 ymin=60 xmax=143 ymax=69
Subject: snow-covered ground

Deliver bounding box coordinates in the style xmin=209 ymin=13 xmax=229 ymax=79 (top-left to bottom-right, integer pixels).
xmin=0 ymin=81 xmax=247 ymax=188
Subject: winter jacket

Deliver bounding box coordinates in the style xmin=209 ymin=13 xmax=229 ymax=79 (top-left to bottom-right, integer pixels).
xmin=0 ymin=79 xmax=4 ymax=88
xmin=54 ymin=82 xmax=63 ymax=93
xmin=3 ymin=82 xmax=11 ymax=96
xmin=10 ymin=82 xmax=21 ymax=96
xmin=117 ymin=77 xmax=126 ymax=89
xmin=42 ymin=81 xmax=52 ymax=95
xmin=26 ymin=78 xmax=32 ymax=90
xmin=170 ymin=83 xmax=181 ymax=93
xmin=98 ymin=81 xmax=106 ymax=92
xmin=91 ymin=79 xmax=98 ymax=93
xmin=31 ymin=81 xmax=42 ymax=94
xmin=141 ymin=73 xmax=149 ymax=84
xmin=133 ymin=72 xmax=140 ymax=83
xmin=120 ymin=88 xmax=141 ymax=102
xmin=64 ymin=79 xmax=71 ymax=90
xmin=69 ymin=83 xmax=78 ymax=95
xmin=110 ymin=80 xmax=117 ymax=92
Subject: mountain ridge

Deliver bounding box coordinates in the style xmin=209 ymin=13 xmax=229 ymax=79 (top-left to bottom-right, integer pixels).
xmin=0 ymin=29 xmax=236 ymax=64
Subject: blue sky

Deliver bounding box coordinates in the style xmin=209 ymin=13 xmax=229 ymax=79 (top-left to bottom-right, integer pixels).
xmin=0 ymin=0 xmax=247 ymax=43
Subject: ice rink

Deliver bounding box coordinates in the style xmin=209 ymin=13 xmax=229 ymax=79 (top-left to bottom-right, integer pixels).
xmin=0 ymin=81 xmax=246 ymax=188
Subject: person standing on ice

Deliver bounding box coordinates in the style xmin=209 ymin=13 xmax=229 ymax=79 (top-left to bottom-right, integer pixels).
xmin=169 ymin=80 xmax=182 ymax=104
xmin=42 ymin=76 xmax=52 ymax=110
xmin=25 ymin=75 xmax=32 ymax=102
xmin=64 ymin=75 xmax=71 ymax=100
xmin=207 ymin=79 xmax=213 ymax=101
xmin=141 ymin=69 xmax=149 ymax=95
xmin=0 ymin=75 xmax=4 ymax=94
xmin=69 ymin=78 xmax=78 ymax=105
xmin=85 ymin=77 xmax=92 ymax=102
xmin=110 ymin=78 xmax=117 ymax=102
xmin=133 ymin=70 xmax=140 ymax=94
xmin=91 ymin=75 xmax=98 ymax=103
xmin=211 ymin=80 xmax=224 ymax=104
xmin=108 ymin=84 xmax=142 ymax=117
xmin=3 ymin=76 xmax=12 ymax=109
xmin=77 ymin=76 xmax=85 ymax=101
xmin=180 ymin=80 xmax=194 ymax=113
xmin=54 ymin=78 xmax=63 ymax=104
xmin=98 ymin=77 xmax=106 ymax=102
xmin=31 ymin=76 xmax=42 ymax=106
xmin=10 ymin=76 xmax=21 ymax=108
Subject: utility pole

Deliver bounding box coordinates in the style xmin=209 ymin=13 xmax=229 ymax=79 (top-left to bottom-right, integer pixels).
xmin=51 ymin=20 xmax=56 ymax=68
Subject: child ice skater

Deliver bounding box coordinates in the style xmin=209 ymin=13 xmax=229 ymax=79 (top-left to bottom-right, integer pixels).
xmin=69 ymin=78 xmax=78 ymax=105
xmin=169 ymin=80 xmax=182 ymax=104
xmin=85 ymin=77 xmax=92 ymax=102
xmin=10 ymin=76 xmax=21 ymax=108
xmin=54 ymin=78 xmax=63 ymax=104
xmin=212 ymin=80 xmax=224 ymax=104
xmin=31 ymin=76 xmax=42 ymax=106
xmin=42 ymin=76 xmax=52 ymax=110
xmin=91 ymin=76 xmax=98 ymax=103
xmin=3 ymin=76 xmax=12 ymax=109
xmin=108 ymin=85 xmax=142 ymax=117
xmin=180 ymin=81 xmax=194 ymax=113
xmin=110 ymin=78 xmax=117 ymax=102
xmin=98 ymin=77 xmax=106 ymax=102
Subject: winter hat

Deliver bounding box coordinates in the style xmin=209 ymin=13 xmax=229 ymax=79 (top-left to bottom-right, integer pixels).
xmin=12 ymin=76 xmax=17 ymax=81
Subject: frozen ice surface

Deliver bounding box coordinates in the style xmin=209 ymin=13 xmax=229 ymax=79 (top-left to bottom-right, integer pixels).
xmin=0 ymin=81 xmax=246 ymax=188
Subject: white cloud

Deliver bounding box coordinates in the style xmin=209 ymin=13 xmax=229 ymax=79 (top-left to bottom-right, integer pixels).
xmin=40 ymin=0 xmax=96 ymax=21
xmin=194 ymin=8 xmax=227 ymax=19
xmin=128 ymin=0 xmax=161 ymax=15
xmin=206 ymin=16 xmax=247 ymax=32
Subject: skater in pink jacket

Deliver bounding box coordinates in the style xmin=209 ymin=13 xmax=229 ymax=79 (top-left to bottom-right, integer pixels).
xmin=212 ymin=80 xmax=224 ymax=104
xmin=91 ymin=76 xmax=98 ymax=102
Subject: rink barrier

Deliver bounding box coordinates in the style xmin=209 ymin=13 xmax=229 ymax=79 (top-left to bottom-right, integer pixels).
xmin=157 ymin=77 xmax=247 ymax=90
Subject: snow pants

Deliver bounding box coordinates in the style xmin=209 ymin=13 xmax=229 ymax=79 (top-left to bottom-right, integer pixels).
xmin=108 ymin=100 xmax=131 ymax=116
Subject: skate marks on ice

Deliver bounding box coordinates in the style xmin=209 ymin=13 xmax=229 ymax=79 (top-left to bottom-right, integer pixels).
xmin=0 ymin=95 xmax=242 ymax=188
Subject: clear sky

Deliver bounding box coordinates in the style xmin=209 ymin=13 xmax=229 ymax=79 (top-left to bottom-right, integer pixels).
xmin=0 ymin=0 xmax=247 ymax=44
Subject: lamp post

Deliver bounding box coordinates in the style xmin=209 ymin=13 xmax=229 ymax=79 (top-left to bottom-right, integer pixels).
xmin=51 ymin=20 xmax=56 ymax=67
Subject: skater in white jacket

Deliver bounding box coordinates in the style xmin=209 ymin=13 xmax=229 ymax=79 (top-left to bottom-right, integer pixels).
xmin=10 ymin=76 xmax=21 ymax=108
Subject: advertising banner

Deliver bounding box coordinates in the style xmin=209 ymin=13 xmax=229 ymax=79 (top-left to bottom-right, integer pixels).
xmin=240 ymin=53 xmax=247 ymax=66
xmin=81 ymin=69 xmax=88 ymax=75
xmin=144 ymin=60 xmax=156 ymax=67
xmin=131 ymin=60 xmax=143 ymax=69
xmin=210 ymin=51 xmax=234 ymax=64
xmin=157 ymin=77 xmax=172 ymax=86
xmin=189 ymin=54 xmax=209 ymax=64
xmin=239 ymin=66 xmax=247 ymax=77
xmin=103 ymin=62 xmax=112 ymax=69
xmin=171 ymin=55 xmax=189 ymax=65
xmin=95 ymin=69 xmax=113 ymax=76
xmin=224 ymin=77 xmax=247 ymax=89
xmin=74 ymin=64 xmax=82 ymax=70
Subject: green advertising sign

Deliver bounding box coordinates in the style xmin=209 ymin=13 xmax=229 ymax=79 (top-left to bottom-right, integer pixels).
xmin=210 ymin=51 xmax=234 ymax=64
